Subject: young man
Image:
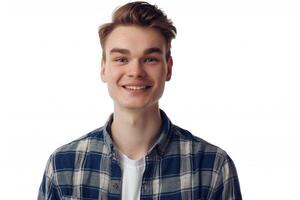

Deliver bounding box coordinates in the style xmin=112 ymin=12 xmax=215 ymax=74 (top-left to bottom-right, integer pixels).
xmin=38 ymin=1 xmax=242 ymax=200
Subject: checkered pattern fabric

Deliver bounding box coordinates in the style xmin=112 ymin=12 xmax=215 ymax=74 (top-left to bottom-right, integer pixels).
xmin=38 ymin=110 xmax=242 ymax=199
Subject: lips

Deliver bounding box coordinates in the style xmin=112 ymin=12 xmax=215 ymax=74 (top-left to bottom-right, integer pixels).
xmin=122 ymin=83 xmax=152 ymax=91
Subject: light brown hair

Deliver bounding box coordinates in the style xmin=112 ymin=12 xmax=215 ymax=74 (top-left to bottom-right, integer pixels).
xmin=98 ymin=1 xmax=177 ymax=61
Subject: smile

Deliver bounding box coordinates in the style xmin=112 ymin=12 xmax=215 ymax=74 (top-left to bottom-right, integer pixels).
xmin=123 ymin=85 xmax=152 ymax=90
xmin=124 ymin=85 xmax=148 ymax=90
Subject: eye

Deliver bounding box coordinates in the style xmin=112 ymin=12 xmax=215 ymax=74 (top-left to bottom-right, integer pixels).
xmin=144 ymin=57 xmax=159 ymax=63
xmin=114 ymin=57 xmax=128 ymax=64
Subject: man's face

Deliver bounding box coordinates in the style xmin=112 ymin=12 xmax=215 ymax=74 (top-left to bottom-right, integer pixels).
xmin=101 ymin=25 xmax=173 ymax=111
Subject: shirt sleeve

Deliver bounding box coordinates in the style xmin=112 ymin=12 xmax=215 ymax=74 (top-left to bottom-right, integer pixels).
xmin=211 ymin=154 xmax=243 ymax=200
xmin=38 ymin=155 xmax=61 ymax=200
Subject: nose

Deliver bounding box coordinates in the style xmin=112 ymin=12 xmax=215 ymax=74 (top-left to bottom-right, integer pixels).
xmin=127 ymin=60 xmax=147 ymax=78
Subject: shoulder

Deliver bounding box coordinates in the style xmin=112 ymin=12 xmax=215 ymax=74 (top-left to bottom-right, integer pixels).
xmin=53 ymin=126 xmax=106 ymax=154
xmin=170 ymin=125 xmax=242 ymax=197
xmin=39 ymin=126 xmax=109 ymax=196
xmin=172 ymin=124 xmax=227 ymax=153
xmin=47 ymin=126 xmax=108 ymax=170
xmin=171 ymin=124 xmax=230 ymax=167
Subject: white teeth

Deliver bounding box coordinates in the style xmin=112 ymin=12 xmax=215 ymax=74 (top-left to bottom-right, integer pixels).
xmin=124 ymin=86 xmax=147 ymax=90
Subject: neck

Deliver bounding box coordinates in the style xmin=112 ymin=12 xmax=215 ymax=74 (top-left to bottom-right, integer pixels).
xmin=111 ymin=104 xmax=162 ymax=160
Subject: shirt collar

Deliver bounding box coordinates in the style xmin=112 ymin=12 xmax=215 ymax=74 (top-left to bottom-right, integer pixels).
xmin=103 ymin=109 xmax=173 ymax=156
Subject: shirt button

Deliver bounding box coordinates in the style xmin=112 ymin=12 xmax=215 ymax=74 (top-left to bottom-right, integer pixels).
xmin=113 ymin=183 xmax=119 ymax=190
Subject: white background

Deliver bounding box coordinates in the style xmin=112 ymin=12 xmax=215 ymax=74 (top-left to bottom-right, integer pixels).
xmin=0 ymin=0 xmax=299 ymax=199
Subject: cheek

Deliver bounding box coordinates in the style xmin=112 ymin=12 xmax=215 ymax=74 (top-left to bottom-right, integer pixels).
xmin=152 ymin=67 xmax=167 ymax=81
xmin=106 ymin=68 xmax=121 ymax=82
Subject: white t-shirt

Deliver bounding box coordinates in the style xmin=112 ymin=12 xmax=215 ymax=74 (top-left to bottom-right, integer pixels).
xmin=117 ymin=150 xmax=146 ymax=200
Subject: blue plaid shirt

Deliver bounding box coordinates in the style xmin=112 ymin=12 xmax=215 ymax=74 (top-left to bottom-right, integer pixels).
xmin=38 ymin=110 xmax=242 ymax=200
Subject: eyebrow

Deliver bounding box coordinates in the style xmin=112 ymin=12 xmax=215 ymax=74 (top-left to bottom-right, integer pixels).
xmin=109 ymin=47 xmax=163 ymax=55
xmin=144 ymin=47 xmax=162 ymax=55
xmin=110 ymin=48 xmax=130 ymax=55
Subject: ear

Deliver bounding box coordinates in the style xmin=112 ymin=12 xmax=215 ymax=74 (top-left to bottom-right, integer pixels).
xmin=100 ymin=59 xmax=107 ymax=83
xmin=166 ymin=56 xmax=173 ymax=81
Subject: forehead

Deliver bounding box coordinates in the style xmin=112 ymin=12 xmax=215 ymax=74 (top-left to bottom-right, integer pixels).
xmin=105 ymin=25 xmax=166 ymax=55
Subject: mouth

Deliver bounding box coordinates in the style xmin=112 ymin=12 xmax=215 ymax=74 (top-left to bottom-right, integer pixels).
xmin=122 ymin=85 xmax=152 ymax=90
